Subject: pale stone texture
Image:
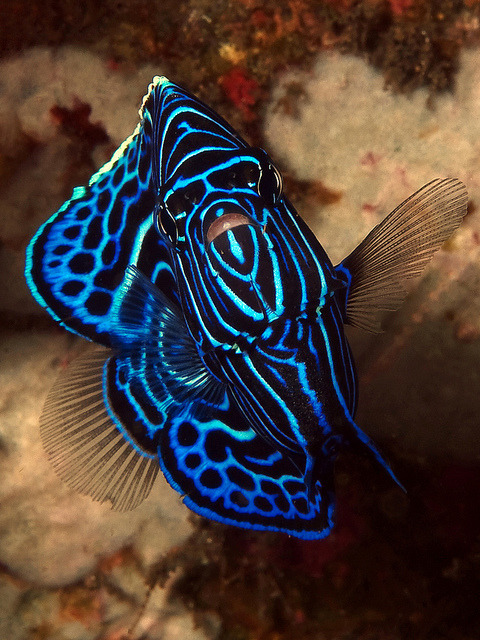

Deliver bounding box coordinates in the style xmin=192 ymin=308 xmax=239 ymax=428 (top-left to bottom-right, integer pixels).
xmin=0 ymin=46 xmax=159 ymax=149
xmin=2 ymin=43 xmax=480 ymax=638
xmin=0 ymin=332 xmax=193 ymax=588
xmin=0 ymin=46 xmax=159 ymax=315
xmin=265 ymin=50 xmax=480 ymax=462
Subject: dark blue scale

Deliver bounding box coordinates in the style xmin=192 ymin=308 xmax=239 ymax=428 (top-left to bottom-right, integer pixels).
xmin=26 ymin=93 xmax=178 ymax=346
xmin=25 ymin=76 xmax=468 ymax=538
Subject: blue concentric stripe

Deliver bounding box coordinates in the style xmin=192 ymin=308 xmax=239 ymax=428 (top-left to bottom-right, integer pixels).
xmin=26 ymin=75 xmax=389 ymax=540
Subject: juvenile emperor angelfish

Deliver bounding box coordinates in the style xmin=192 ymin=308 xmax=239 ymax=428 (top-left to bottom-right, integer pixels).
xmin=25 ymin=77 xmax=468 ymax=539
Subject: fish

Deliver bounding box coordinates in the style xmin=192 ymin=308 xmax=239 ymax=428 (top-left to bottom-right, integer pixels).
xmin=25 ymin=76 xmax=468 ymax=539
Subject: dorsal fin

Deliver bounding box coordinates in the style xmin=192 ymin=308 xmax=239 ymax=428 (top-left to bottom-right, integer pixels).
xmin=337 ymin=178 xmax=468 ymax=332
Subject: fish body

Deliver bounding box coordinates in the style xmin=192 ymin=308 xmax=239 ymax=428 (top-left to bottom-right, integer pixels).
xmin=25 ymin=77 xmax=467 ymax=539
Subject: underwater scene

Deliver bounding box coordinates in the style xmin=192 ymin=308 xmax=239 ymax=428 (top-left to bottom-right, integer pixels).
xmin=1 ymin=0 xmax=480 ymax=638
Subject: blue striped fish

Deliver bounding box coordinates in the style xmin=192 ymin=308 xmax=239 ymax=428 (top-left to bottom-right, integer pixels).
xmin=25 ymin=77 xmax=467 ymax=539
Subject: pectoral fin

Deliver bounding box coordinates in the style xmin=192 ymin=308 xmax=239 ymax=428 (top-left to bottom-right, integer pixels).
xmin=110 ymin=265 xmax=227 ymax=412
xmin=337 ymin=178 xmax=468 ymax=332
xmin=39 ymin=266 xmax=226 ymax=512
xmin=40 ymin=348 xmax=159 ymax=511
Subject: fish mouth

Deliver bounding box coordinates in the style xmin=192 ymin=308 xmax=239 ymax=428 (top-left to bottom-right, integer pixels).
xmin=205 ymin=213 xmax=252 ymax=244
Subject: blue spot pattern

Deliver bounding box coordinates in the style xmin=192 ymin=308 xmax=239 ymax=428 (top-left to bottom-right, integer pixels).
xmin=23 ymin=77 xmax=367 ymax=539
xmin=26 ymin=77 xmax=467 ymax=539
xmin=26 ymin=90 xmax=177 ymax=346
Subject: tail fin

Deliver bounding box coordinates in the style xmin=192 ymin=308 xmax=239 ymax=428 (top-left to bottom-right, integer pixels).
xmin=337 ymin=178 xmax=468 ymax=333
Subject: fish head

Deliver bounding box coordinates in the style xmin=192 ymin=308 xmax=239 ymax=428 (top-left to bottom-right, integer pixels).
xmin=150 ymin=78 xmax=356 ymax=461
xmin=151 ymin=79 xmax=336 ymax=352
xmin=154 ymin=145 xmax=297 ymax=348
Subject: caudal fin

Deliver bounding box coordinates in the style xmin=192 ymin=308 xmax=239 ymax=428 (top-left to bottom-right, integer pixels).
xmin=337 ymin=178 xmax=468 ymax=332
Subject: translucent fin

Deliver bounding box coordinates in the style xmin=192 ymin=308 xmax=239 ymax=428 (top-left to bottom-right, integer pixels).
xmin=347 ymin=419 xmax=406 ymax=492
xmin=339 ymin=178 xmax=468 ymax=332
xmin=111 ymin=265 xmax=227 ymax=412
xmin=40 ymin=348 xmax=159 ymax=511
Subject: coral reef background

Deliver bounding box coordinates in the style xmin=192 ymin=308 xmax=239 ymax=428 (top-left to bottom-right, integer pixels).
xmin=1 ymin=1 xmax=480 ymax=638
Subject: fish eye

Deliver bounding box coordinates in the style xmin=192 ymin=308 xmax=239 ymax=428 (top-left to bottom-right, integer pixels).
xmin=165 ymin=182 xmax=205 ymax=216
xmin=257 ymin=162 xmax=283 ymax=204
xmin=155 ymin=200 xmax=178 ymax=245
xmin=166 ymin=191 xmax=189 ymax=217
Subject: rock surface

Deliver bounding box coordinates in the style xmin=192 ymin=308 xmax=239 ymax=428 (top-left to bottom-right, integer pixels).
xmin=0 ymin=331 xmax=193 ymax=588
xmin=1 ymin=44 xmax=480 ymax=638
xmin=265 ymin=50 xmax=480 ymax=462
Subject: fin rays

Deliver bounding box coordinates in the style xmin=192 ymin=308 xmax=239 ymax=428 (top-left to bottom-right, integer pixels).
xmin=40 ymin=349 xmax=159 ymax=511
xmin=112 ymin=265 xmax=227 ymax=413
xmin=341 ymin=178 xmax=468 ymax=332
